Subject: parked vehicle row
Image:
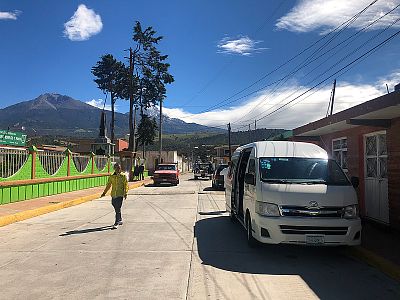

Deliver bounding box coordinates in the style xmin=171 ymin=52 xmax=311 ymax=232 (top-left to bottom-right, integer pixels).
xmin=225 ymin=141 xmax=362 ymax=247
xmin=193 ymin=162 xmax=213 ymax=180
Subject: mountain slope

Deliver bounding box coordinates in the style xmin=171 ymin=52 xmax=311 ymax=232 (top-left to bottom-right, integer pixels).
xmin=0 ymin=93 xmax=224 ymax=137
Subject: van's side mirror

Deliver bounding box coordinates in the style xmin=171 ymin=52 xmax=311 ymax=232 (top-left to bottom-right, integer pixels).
xmin=351 ymin=176 xmax=359 ymax=188
xmin=245 ymin=173 xmax=256 ymax=186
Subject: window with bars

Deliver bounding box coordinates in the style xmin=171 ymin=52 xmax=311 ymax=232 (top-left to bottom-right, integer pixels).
xmin=332 ymin=138 xmax=348 ymax=171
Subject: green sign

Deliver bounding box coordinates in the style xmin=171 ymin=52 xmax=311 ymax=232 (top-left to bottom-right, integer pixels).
xmin=0 ymin=130 xmax=27 ymax=147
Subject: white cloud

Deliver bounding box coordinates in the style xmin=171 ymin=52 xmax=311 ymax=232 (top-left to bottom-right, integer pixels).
xmin=276 ymin=0 xmax=400 ymax=33
xmin=217 ymin=36 xmax=267 ymax=56
xmin=64 ymin=4 xmax=103 ymax=41
xmin=86 ymin=99 xmax=114 ymax=111
xmin=0 ymin=10 xmax=21 ymax=20
xmin=164 ymin=70 xmax=400 ymax=131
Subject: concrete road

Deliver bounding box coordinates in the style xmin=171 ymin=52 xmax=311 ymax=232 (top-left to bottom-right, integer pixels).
xmin=0 ymin=174 xmax=399 ymax=299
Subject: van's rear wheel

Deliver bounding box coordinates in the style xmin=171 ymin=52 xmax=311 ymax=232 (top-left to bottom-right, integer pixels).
xmin=246 ymin=215 xmax=257 ymax=248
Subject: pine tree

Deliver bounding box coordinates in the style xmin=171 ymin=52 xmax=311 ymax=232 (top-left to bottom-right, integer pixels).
xmin=126 ymin=21 xmax=174 ymax=151
xmin=91 ymin=54 xmax=125 ymax=143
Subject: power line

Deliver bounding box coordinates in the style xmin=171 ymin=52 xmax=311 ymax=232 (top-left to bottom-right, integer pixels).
xmin=233 ymin=10 xmax=400 ymax=125
xmin=197 ymin=0 xmax=380 ymax=114
xmin=232 ymin=2 xmax=399 ymax=124
xmin=249 ymin=29 xmax=400 ymax=125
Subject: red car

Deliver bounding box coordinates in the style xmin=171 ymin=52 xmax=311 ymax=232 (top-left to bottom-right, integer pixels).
xmin=153 ymin=163 xmax=180 ymax=186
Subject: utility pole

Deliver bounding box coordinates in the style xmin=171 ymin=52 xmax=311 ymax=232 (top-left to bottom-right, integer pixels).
xmin=329 ymin=79 xmax=336 ymax=116
xmin=158 ymin=99 xmax=163 ymax=164
xmin=228 ymin=123 xmax=232 ymax=161
xmin=133 ymin=106 xmax=137 ymax=152
xmin=254 ymin=120 xmax=257 ymax=142
xmin=128 ymin=47 xmax=135 ymax=151
xmin=248 ymin=124 xmax=251 ymax=143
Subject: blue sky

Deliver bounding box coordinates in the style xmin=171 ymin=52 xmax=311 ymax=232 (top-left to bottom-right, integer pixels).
xmin=1 ymin=0 xmax=400 ymax=130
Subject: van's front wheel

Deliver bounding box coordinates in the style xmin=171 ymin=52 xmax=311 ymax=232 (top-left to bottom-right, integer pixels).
xmin=246 ymin=215 xmax=257 ymax=248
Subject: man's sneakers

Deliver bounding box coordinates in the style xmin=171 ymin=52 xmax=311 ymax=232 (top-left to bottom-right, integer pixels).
xmin=111 ymin=220 xmax=123 ymax=230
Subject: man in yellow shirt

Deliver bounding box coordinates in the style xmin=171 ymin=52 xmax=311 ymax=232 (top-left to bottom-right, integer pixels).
xmin=101 ymin=163 xmax=128 ymax=229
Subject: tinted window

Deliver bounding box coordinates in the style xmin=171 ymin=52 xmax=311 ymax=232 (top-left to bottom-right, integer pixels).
xmin=248 ymin=159 xmax=255 ymax=174
xmin=259 ymin=157 xmax=350 ymax=185
xmin=157 ymin=165 xmax=176 ymax=171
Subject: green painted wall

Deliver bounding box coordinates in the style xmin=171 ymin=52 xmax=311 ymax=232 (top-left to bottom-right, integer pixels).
xmin=0 ymin=175 xmax=109 ymax=205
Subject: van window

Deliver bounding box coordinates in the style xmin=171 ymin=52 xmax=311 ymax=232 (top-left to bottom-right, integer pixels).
xmin=248 ymin=159 xmax=255 ymax=174
xmin=228 ymin=157 xmax=238 ymax=177
xmin=259 ymin=157 xmax=350 ymax=185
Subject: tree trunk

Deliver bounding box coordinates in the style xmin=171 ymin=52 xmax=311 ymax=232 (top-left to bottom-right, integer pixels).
xmin=128 ymin=47 xmax=135 ymax=151
xmin=111 ymin=92 xmax=115 ymax=144
xmin=128 ymin=99 xmax=134 ymax=150
xmin=133 ymin=107 xmax=138 ymax=156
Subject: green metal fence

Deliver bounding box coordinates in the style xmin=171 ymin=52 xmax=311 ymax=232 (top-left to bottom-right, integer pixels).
xmin=0 ymin=147 xmax=111 ymax=204
xmin=0 ymin=146 xmax=149 ymax=205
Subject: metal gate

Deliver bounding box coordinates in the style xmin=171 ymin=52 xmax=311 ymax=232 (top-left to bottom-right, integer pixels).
xmin=364 ymin=131 xmax=389 ymax=224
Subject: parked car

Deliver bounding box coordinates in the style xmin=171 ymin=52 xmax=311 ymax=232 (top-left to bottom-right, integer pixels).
xmin=225 ymin=141 xmax=361 ymax=247
xmin=212 ymin=164 xmax=229 ymax=189
xmin=153 ymin=163 xmax=180 ymax=186
xmin=194 ymin=162 xmax=213 ymax=180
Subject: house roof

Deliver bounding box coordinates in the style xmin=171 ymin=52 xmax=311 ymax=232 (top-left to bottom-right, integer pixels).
xmin=293 ymin=91 xmax=400 ymax=137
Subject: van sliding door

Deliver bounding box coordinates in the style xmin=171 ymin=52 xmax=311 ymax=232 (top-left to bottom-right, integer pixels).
xmin=234 ymin=148 xmax=252 ymax=220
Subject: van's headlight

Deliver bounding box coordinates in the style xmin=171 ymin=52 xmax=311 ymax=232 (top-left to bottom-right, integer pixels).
xmin=343 ymin=204 xmax=358 ymax=219
xmin=256 ymin=201 xmax=281 ymax=217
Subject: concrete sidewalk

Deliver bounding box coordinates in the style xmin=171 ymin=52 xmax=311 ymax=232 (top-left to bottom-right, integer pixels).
xmin=0 ymin=178 xmax=152 ymax=228
xmin=346 ymin=219 xmax=400 ymax=282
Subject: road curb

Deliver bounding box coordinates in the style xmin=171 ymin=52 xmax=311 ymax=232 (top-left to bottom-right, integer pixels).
xmin=0 ymin=179 xmax=152 ymax=228
xmin=346 ymin=246 xmax=400 ymax=283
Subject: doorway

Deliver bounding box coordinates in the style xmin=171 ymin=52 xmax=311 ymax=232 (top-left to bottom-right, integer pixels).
xmin=234 ymin=148 xmax=252 ymax=221
xmin=364 ymin=131 xmax=389 ymax=224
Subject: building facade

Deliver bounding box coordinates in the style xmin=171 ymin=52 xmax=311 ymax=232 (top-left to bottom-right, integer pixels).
xmin=292 ymin=91 xmax=400 ymax=230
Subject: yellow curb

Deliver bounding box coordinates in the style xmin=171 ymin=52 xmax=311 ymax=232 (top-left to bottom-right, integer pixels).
xmin=0 ymin=179 xmax=152 ymax=228
xmin=346 ymin=246 xmax=400 ymax=283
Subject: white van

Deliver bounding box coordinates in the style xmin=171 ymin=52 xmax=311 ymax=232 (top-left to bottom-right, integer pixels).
xmin=225 ymin=141 xmax=362 ymax=246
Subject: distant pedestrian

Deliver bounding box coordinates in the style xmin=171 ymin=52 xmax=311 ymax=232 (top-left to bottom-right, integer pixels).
xmin=101 ymin=163 xmax=128 ymax=229
xmin=133 ymin=165 xmax=140 ymax=181
xmin=139 ymin=164 xmax=145 ymax=180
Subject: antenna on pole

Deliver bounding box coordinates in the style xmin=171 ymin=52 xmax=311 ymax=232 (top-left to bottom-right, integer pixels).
xmin=326 ymin=79 xmax=337 ymax=117
xmin=330 ymin=79 xmax=336 ymax=116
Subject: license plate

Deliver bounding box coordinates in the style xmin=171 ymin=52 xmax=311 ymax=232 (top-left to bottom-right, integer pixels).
xmin=162 ymin=178 xmax=168 ymax=181
xmin=306 ymin=235 xmax=325 ymax=245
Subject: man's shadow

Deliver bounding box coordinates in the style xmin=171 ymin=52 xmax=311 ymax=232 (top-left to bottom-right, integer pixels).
xmin=59 ymin=225 xmax=115 ymax=236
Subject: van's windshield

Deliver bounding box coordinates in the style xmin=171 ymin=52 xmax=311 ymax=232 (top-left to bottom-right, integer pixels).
xmin=259 ymin=157 xmax=350 ymax=185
